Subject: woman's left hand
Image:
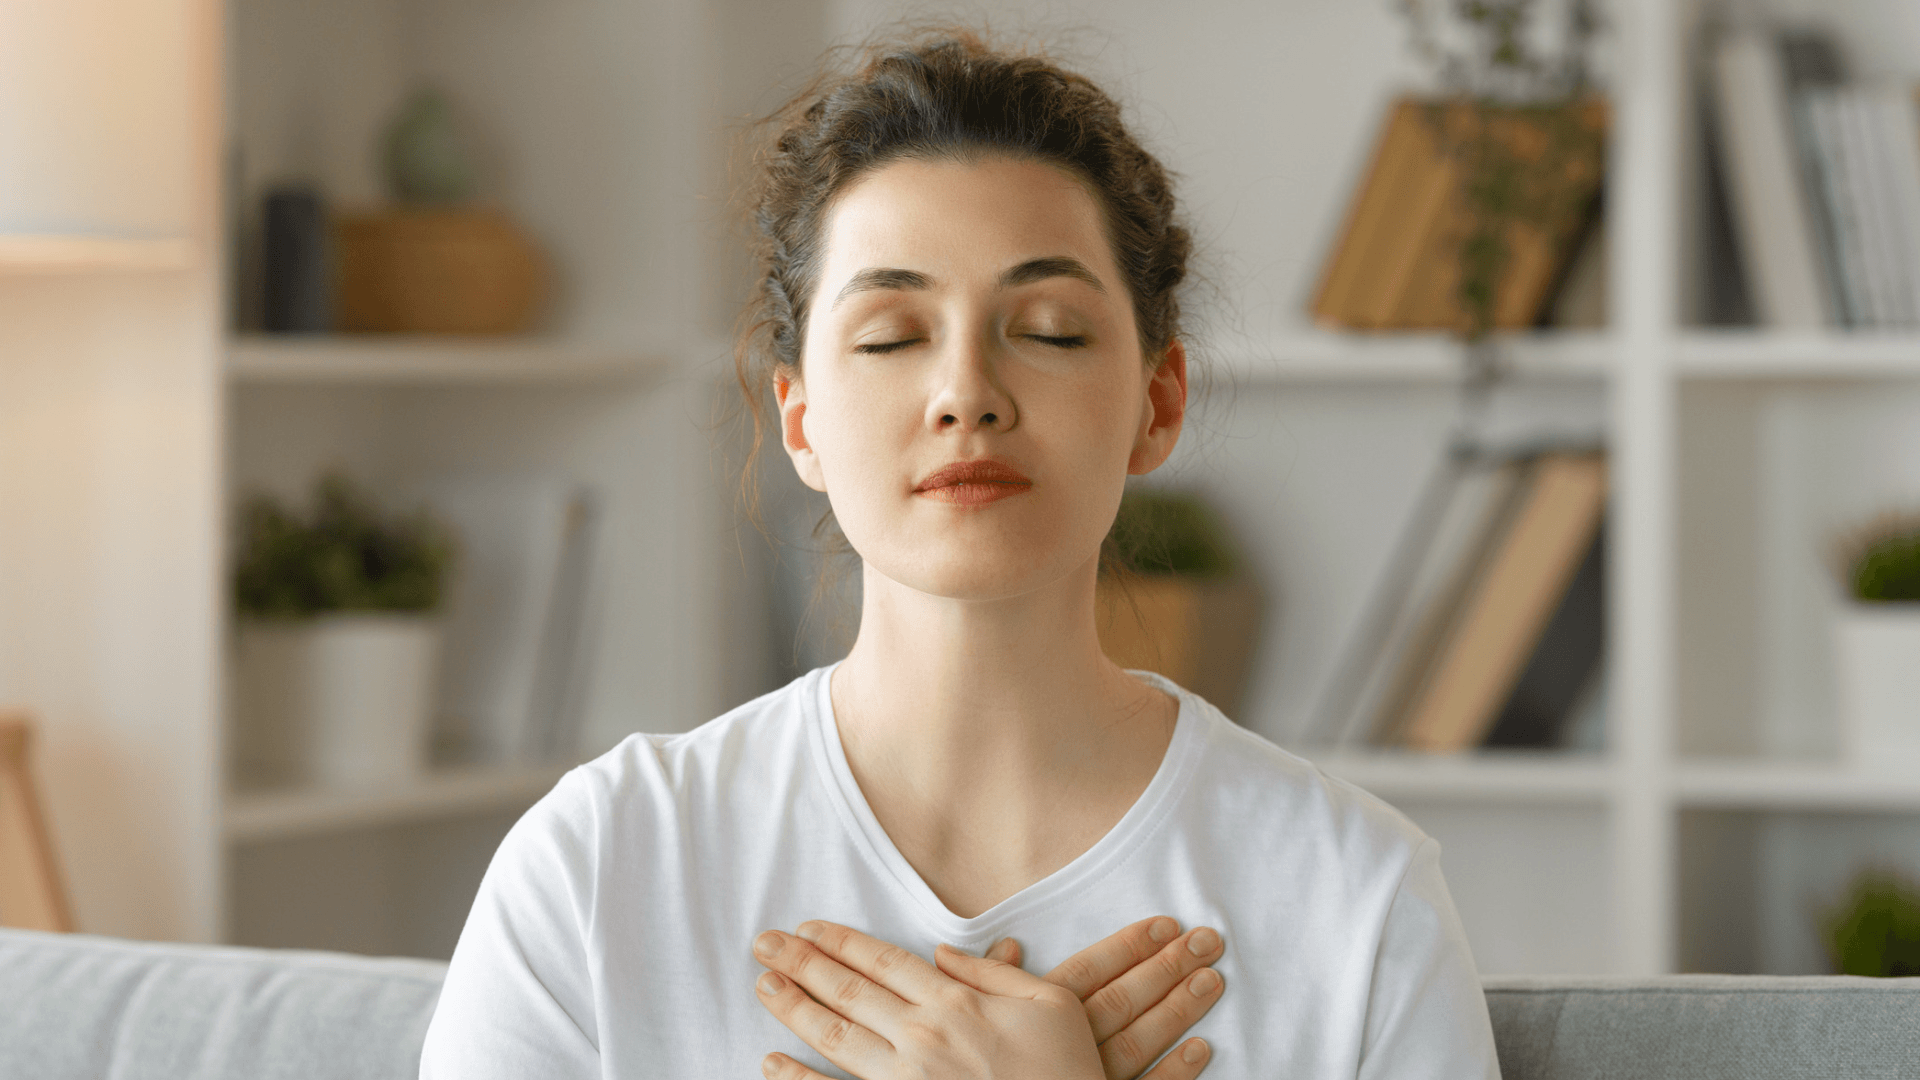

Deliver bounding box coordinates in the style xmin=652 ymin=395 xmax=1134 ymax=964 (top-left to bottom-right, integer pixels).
xmin=752 ymin=920 xmax=1106 ymax=1080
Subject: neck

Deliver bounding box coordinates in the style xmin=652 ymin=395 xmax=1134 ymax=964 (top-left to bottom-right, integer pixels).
xmin=830 ymin=556 xmax=1176 ymax=916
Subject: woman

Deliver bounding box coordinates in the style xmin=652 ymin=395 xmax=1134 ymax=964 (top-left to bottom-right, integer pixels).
xmin=421 ymin=32 xmax=1498 ymax=1080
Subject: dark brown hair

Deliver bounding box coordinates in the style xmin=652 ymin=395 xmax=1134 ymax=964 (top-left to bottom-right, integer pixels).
xmin=733 ymin=29 xmax=1193 ymax=498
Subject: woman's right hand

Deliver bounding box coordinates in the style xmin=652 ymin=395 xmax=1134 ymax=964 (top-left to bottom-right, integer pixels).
xmin=1003 ymin=916 xmax=1226 ymax=1080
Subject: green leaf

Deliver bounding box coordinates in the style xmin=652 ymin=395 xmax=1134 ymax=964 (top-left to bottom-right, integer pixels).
xmin=232 ymin=471 xmax=456 ymax=618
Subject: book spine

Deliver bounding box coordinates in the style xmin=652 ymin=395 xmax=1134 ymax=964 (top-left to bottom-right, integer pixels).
xmin=1840 ymin=90 xmax=1907 ymax=327
xmin=1877 ymin=85 xmax=1920 ymax=327
xmin=1711 ymin=33 xmax=1832 ymax=328
xmin=1796 ymin=89 xmax=1867 ymax=326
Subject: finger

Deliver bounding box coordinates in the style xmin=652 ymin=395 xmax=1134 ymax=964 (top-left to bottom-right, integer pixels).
xmin=934 ymin=942 xmax=1061 ymax=1001
xmin=987 ymin=937 xmax=1023 ymax=966
xmin=795 ymin=920 xmax=949 ymax=1004
xmin=754 ymin=970 xmax=892 ymax=1077
xmin=1044 ymin=916 xmax=1181 ymax=999
xmin=755 ymin=930 xmax=909 ymax=1034
xmin=1099 ymin=969 xmax=1224 ymax=1080
xmin=1084 ymin=926 xmax=1224 ymax=1042
xmin=760 ymin=1051 xmax=837 ymax=1080
xmin=1137 ymin=1038 xmax=1210 ymax=1080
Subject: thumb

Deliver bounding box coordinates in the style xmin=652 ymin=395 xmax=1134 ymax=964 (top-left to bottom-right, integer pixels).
xmin=987 ymin=937 xmax=1022 ymax=966
xmin=935 ymin=942 xmax=1050 ymax=999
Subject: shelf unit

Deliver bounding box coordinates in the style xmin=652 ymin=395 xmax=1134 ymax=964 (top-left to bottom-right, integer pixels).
xmin=227 ymin=335 xmax=678 ymax=385
xmin=1225 ymin=330 xmax=1613 ymax=383
xmin=225 ymin=763 xmax=574 ymax=843
xmin=10 ymin=0 xmax=1920 ymax=975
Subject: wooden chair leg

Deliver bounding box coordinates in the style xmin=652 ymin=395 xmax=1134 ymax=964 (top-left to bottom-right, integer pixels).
xmin=0 ymin=710 xmax=76 ymax=932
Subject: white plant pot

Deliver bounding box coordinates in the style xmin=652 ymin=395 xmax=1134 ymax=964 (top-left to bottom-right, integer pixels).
xmin=1833 ymin=602 xmax=1920 ymax=771
xmin=233 ymin=614 xmax=441 ymax=789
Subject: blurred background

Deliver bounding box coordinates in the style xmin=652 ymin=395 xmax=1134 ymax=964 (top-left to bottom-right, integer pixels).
xmin=5 ymin=0 xmax=1920 ymax=981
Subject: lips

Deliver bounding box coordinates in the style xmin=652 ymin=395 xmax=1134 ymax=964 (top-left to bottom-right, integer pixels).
xmin=913 ymin=459 xmax=1033 ymax=507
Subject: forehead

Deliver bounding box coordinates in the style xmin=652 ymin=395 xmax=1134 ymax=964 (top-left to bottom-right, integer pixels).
xmin=817 ymin=155 xmax=1118 ymax=291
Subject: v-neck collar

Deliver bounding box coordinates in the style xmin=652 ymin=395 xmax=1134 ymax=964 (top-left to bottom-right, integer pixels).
xmin=801 ymin=662 xmax=1208 ymax=947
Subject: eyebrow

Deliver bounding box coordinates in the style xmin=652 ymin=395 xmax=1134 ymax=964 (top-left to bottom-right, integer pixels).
xmin=829 ymin=256 xmax=1107 ymax=309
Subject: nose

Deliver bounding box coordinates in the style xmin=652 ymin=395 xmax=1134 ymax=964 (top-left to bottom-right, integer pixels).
xmin=924 ymin=333 xmax=1017 ymax=434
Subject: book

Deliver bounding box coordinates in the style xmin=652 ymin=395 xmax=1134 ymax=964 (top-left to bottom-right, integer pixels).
xmin=1313 ymin=99 xmax=1436 ymax=327
xmin=1795 ymin=89 xmax=1862 ymax=325
xmin=1710 ymin=29 xmax=1832 ymax=327
xmin=415 ymin=474 xmax=602 ymax=765
xmin=1311 ymin=97 xmax=1605 ymax=332
xmin=1480 ymin=519 xmax=1606 ymax=748
xmin=1398 ymin=452 xmax=1608 ymax=753
xmin=1874 ymin=84 xmax=1920 ymax=325
xmin=1359 ymin=455 xmax=1534 ymax=748
xmin=1311 ymin=452 xmax=1528 ymax=747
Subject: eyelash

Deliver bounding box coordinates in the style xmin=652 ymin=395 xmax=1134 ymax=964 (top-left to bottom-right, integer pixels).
xmin=851 ymin=334 xmax=1088 ymax=355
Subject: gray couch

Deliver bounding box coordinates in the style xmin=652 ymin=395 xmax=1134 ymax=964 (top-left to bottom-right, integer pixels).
xmin=3 ymin=928 xmax=1917 ymax=1078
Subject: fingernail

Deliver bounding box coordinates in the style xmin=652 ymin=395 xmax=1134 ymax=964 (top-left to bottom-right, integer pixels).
xmin=754 ymin=931 xmax=782 ymax=958
xmin=762 ymin=1053 xmax=781 ymax=1077
xmin=758 ymin=972 xmax=787 ymax=995
xmin=1149 ymin=917 xmax=1177 ymax=943
xmin=796 ymin=921 xmax=824 ymax=942
xmin=1190 ymin=968 xmax=1222 ymax=996
xmin=1182 ymin=1039 xmax=1208 ymax=1065
xmin=1188 ymin=927 xmax=1221 ymax=956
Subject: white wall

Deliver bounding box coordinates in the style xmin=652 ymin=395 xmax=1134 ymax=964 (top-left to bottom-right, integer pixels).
xmin=0 ymin=0 xmax=223 ymax=941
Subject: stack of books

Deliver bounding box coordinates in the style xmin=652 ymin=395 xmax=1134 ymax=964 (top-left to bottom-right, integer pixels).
xmin=1708 ymin=26 xmax=1920 ymax=329
xmin=1316 ymin=449 xmax=1608 ymax=754
xmin=1312 ymin=96 xmax=1610 ymax=333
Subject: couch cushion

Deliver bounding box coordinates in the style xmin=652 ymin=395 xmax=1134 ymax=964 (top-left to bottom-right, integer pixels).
xmin=1486 ymin=974 xmax=1920 ymax=1080
xmin=0 ymin=928 xmax=447 ymax=1080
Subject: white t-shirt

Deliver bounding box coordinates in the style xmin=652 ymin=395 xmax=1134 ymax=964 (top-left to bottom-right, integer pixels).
xmin=420 ymin=667 xmax=1500 ymax=1079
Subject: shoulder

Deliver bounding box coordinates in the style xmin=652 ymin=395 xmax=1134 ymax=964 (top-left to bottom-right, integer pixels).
xmin=1173 ymin=687 xmax=1430 ymax=883
xmin=515 ymin=669 xmax=826 ymax=849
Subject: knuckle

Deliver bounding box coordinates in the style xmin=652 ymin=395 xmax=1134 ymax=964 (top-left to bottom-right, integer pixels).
xmin=1087 ymin=982 xmax=1136 ymax=1024
xmin=871 ymin=944 xmax=912 ymax=976
xmin=1153 ymin=947 xmax=1188 ymax=980
xmin=831 ymin=972 xmax=871 ymax=1006
xmin=1057 ymin=956 xmax=1098 ymax=993
xmin=819 ymin=1016 xmax=857 ymax=1052
xmin=934 ymin=984 xmax=979 ymax=1015
xmin=1102 ymin=1028 xmax=1147 ymax=1073
xmin=790 ymin=947 xmax=824 ymax=979
xmin=900 ymin=1019 xmax=953 ymax=1052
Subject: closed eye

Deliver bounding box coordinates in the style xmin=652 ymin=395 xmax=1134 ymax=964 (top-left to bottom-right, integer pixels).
xmin=852 ymin=338 xmax=924 ymax=355
xmin=1029 ymin=334 xmax=1089 ymax=348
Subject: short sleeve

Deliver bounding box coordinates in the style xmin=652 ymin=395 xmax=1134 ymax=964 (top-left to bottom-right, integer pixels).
xmin=420 ymin=772 xmax=602 ymax=1080
xmin=1357 ymin=838 xmax=1502 ymax=1080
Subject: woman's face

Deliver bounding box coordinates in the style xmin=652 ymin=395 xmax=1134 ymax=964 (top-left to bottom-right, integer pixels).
xmin=777 ymin=154 xmax=1186 ymax=602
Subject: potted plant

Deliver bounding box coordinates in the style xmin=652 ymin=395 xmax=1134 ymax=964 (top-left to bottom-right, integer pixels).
xmin=1822 ymin=867 xmax=1920 ymax=977
xmin=1831 ymin=513 xmax=1920 ymax=770
xmin=231 ymin=472 xmax=456 ymax=789
xmin=1097 ymin=489 xmax=1263 ymax=720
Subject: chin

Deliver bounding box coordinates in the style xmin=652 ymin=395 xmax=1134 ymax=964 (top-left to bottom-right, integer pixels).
xmin=866 ymin=537 xmax=1096 ymax=604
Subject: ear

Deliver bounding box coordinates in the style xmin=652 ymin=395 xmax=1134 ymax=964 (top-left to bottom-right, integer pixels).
xmin=774 ymin=372 xmax=828 ymax=493
xmin=1127 ymin=339 xmax=1187 ymax=475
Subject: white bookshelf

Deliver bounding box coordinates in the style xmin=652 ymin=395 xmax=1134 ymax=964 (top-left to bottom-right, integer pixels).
xmin=1676 ymin=761 xmax=1920 ymax=812
xmin=11 ymin=0 xmax=1920 ymax=975
xmin=225 ymin=764 xmax=574 ymax=843
xmin=1677 ymin=330 xmax=1920 ymax=378
xmin=1307 ymin=750 xmax=1616 ymax=805
xmin=227 ymin=335 xmax=676 ymax=385
xmin=1227 ymin=330 xmax=1612 ymax=383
